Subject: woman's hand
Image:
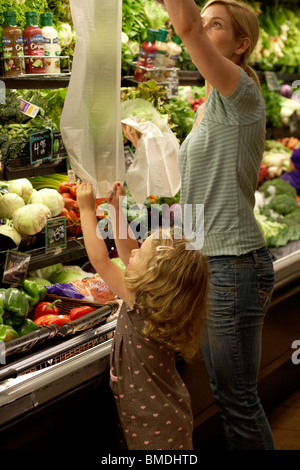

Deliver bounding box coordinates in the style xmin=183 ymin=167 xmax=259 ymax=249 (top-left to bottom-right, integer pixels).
xmin=76 ymin=181 xmax=96 ymax=212
xmin=122 ymin=123 xmax=141 ymax=148
xmin=107 ymin=181 xmax=126 ymax=209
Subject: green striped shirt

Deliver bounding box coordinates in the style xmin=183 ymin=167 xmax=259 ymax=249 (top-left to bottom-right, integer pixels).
xmin=179 ymin=67 xmax=266 ymax=256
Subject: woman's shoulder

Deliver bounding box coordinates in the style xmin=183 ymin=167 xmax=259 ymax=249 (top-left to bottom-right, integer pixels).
xmin=208 ymin=66 xmax=265 ymax=122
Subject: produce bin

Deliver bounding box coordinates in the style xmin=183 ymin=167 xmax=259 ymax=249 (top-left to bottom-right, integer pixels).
xmin=0 ymin=301 xmax=123 ymax=451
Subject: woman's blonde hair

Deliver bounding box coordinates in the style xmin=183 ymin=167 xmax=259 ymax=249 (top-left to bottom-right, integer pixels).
xmin=123 ymin=227 xmax=209 ymax=361
xmin=202 ymin=0 xmax=261 ymax=88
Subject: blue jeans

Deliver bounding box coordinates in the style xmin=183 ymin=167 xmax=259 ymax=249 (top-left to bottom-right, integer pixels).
xmin=201 ymin=246 xmax=275 ymax=450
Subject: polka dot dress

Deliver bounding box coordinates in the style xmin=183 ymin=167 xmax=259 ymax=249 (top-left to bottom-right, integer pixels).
xmin=110 ymin=305 xmax=193 ymax=450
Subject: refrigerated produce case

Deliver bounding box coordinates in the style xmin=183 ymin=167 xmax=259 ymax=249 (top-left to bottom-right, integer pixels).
xmin=0 ymin=247 xmax=299 ymax=451
xmin=0 ymin=301 xmax=122 ymax=451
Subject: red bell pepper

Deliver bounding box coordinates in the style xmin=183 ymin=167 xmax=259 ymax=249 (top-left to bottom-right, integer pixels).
xmin=34 ymin=314 xmax=70 ymax=327
xmin=69 ymin=306 xmax=94 ymax=321
xmin=33 ymin=299 xmax=61 ymax=321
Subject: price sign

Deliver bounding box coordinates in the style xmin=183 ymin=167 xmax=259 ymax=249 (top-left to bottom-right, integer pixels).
xmin=264 ymin=71 xmax=280 ymax=91
xmin=2 ymin=251 xmax=31 ymax=285
xmin=30 ymin=129 xmax=53 ymax=164
xmin=289 ymin=111 xmax=298 ymax=134
xmin=45 ymin=217 xmax=67 ymax=251
xmin=166 ymin=69 xmax=179 ymax=98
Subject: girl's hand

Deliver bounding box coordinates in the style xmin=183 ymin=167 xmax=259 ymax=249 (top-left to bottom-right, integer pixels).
xmin=122 ymin=123 xmax=141 ymax=148
xmin=76 ymin=181 xmax=96 ymax=212
xmin=107 ymin=181 xmax=126 ymax=209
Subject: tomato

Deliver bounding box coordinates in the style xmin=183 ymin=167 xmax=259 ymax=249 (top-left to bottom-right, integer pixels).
xmin=64 ymin=197 xmax=79 ymax=212
xmin=59 ymin=182 xmax=71 ymax=194
xmin=69 ymin=184 xmax=77 ymax=200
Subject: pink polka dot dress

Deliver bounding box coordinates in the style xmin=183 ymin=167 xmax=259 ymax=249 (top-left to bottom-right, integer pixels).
xmin=110 ymin=304 xmax=193 ymax=450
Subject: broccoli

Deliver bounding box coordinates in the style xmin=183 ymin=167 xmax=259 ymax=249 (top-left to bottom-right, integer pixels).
xmin=284 ymin=209 xmax=300 ymax=241
xmin=260 ymin=178 xmax=297 ymax=199
xmin=0 ymin=90 xmax=26 ymax=124
xmin=255 ymin=212 xmax=289 ymax=248
xmin=267 ymin=193 xmax=298 ymax=216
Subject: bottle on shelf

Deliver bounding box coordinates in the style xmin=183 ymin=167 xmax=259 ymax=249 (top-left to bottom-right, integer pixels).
xmin=153 ymin=28 xmax=169 ymax=82
xmin=1 ymin=10 xmax=24 ymax=77
xmin=134 ymin=28 xmax=157 ymax=83
xmin=41 ymin=12 xmax=60 ymax=74
xmin=164 ymin=33 xmax=182 ymax=79
xmin=23 ymin=11 xmax=45 ymax=74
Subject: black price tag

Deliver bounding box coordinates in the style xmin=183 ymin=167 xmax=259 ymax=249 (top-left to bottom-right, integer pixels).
xmin=2 ymin=251 xmax=31 ymax=285
xmin=30 ymin=129 xmax=53 ymax=164
xmin=264 ymin=71 xmax=280 ymax=91
xmin=45 ymin=217 xmax=67 ymax=251
xmin=53 ymin=132 xmax=67 ymax=157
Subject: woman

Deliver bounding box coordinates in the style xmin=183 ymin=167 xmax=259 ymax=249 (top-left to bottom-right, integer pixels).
xmin=163 ymin=0 xmax=274 ymax=450
xmin=124 ymin=0 xmax=275 ymax=450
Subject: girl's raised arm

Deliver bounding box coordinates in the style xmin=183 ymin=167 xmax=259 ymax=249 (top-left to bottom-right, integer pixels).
xmin=77 ymin=181 xmax=133 ymax=307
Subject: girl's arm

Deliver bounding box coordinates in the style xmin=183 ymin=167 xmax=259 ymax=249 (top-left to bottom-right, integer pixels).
xmin=163 ymin=0 xmax=248 ymax=96
xmin=77 ymin=181 xmax=133 ymax=308
xmin=108 ymin=182 xmax=139 ymax=266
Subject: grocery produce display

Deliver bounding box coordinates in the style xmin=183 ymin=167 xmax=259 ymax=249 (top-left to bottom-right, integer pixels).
xmin=0 ymin=0 xmax=75 ymax=76
xmin=0 ymin=0 xmax=299 ymax=455
xmin=0 ymin=0 xmax=298 ymax=373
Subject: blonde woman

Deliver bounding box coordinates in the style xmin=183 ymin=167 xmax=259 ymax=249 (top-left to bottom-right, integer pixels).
xmin=161 ymin=0 xmax=275 ymax=450
xmin=77 ymin=181 xmax=209 ymax=450
xmin=123 ymin=0 xmax=275 ymax=450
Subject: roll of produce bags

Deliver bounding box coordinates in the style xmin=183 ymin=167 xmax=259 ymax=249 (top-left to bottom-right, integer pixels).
xmin=61 ymin=0 xmax=125 ymax=198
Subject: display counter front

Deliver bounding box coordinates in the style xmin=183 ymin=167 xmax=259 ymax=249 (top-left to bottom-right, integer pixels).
xmin=0 ymin=248 xmax=299 ymax=451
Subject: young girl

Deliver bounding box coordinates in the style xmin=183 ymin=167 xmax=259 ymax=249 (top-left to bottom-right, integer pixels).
xmin=77 ymin=181 xmax=209 ymax=450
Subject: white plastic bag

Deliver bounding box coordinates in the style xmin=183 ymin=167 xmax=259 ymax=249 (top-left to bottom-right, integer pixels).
xmin=121 ymin=99 xmax=181 ymax=203
xmin=60 ymin=0 xmax=125 ymax=198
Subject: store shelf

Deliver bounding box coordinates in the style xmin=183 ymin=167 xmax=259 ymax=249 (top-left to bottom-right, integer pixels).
xmin=1 ymin=74 xmax=71 ymax=90
xmin=4 ymin=157 xmax=68 ymax=180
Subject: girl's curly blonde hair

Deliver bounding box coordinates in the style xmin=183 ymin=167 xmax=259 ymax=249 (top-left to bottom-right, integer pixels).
xmin=123 ymin=227 xmax=209 ymax=361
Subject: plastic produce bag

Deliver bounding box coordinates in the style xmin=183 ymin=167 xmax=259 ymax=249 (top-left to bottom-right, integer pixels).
xmin=46 ymin=276 xmax=118 ymax=303
xmin=121 ymin=99 xmax=181 ymax=204
xmin=60 ymin=0 xmax=125 ymax=197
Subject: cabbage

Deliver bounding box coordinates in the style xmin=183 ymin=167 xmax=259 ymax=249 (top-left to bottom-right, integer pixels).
xmin=120 ymin=98 xmax=165 ymax=131
xmin=0 ymin=192 xmax=25 ymax=219
xmin=27 ymin=277 xmax=52 ymax=287
xmin=57 ymin=23 xmax=74 ymax=47
xmin=50 ymin=265 xmax=89 ymax=284
xmin=29 ymin=263 xmax=63 ymax=282
xmin=37 ymin=188 xmax=65 ymax=217
xmin=12 ymin=203 xmax=51 ymax=236
xmin=7 ymin=178 xmax=33 ymax=203
xmin=28 ymin=189 xmax=43 ymax=205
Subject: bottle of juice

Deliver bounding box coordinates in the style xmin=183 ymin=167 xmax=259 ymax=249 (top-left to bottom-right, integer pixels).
xmin=153 ymin=28 xmax=168 ymax=81
xmin=1 ymin=10 xmax=24 ymax=77
xmin=41 ymin=12 xmax=60 ymax=74
xmin=164 ymin=34 xmax=182 ymax=79
xmin=23 ymin=11 xmax=45 ymax=74
xmin=134 ymin=28 xmax=157 ymax=82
